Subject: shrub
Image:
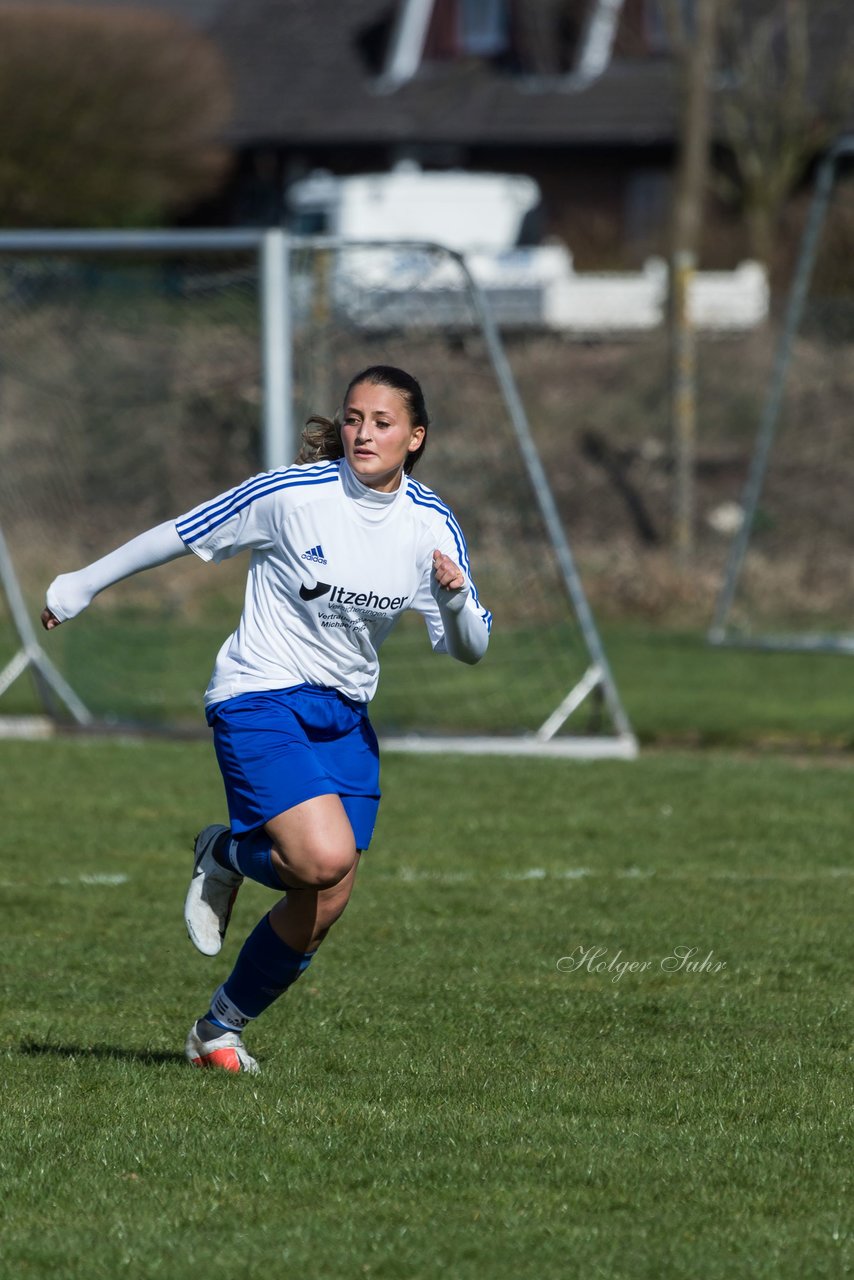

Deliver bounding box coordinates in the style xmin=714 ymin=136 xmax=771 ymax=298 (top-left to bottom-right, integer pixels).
xmin=0 ymin=4 xmax=233 ymax=227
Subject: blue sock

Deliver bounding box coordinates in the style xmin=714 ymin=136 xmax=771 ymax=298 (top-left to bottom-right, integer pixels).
xmin=204 ymin=914 xmax=315 ymax=1032
xmin=221 ymin=828 xmax=284 ymax=890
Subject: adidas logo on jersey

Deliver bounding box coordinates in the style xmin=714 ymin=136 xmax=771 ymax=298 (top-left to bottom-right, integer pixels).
xmin=301 ymin=544 xmax=327 ymax=566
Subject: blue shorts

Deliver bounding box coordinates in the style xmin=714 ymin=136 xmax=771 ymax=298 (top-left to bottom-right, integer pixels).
xmin=206 ymin=685 xmax=381 ymax=851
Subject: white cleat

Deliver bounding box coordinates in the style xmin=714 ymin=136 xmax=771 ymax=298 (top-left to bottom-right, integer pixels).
xmin=184 ymin=825 xmax=243 ymax=957
xmin=185 ymin=1021 xmax=259 ymax=1075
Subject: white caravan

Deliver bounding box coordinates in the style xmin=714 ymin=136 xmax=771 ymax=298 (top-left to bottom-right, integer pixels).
xmin=286 ymin=166 xmax=768 ymax=334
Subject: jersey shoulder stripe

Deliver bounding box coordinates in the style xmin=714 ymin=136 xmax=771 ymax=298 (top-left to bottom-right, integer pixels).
xmin=177 ymin=463 xmax=340 ymax=544
xmin=178 ymin=471 xmax=339 ymax=543
xmin=406 ymin=480 xmax=490 ymax=627
xmin=406 ymin=481 xmax=471 ymax=573
xmin=177 ymin=461 xmax=336 ymax=539
xmin=407 ymin=478 xmax=467 ymax=537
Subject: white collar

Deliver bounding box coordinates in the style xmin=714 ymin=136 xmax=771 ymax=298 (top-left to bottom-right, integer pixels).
xmin=340 ymin=458 xmax=407 ymax=509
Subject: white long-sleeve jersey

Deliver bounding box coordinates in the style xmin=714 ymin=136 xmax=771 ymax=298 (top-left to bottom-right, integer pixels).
xmin=46 ymin=460 xmax=491 ymax=707
xmin=171 ymin=458 xmax=490 ymax=707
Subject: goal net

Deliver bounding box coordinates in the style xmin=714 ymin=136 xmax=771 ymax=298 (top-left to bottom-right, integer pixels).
xmin=710 ymin=139 xmax=854 ymax=652
xmin=0 ymin=232 xmax=636 ymax=756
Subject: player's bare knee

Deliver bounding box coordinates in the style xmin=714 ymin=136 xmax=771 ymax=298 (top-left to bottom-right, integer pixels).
xmin=271 ymin=841 xmax=355 ymax=889
xmin=307 ymin=849 xmax=355 ymax=889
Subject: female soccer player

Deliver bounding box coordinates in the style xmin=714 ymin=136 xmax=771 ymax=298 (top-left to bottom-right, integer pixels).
xmin=41 ymin=365 xmax=491 ymax=1074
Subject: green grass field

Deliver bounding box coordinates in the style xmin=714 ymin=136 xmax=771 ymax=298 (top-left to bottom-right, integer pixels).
xmin=5 ymin=613 xmax=854 ymax=748
xmin=1 ymin=740 xmax=852 ymax=1279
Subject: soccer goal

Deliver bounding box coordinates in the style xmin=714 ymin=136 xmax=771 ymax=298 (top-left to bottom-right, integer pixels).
xmin=709 ymin=136 xmax=854 ymax=653
xmin=0 ymin=230 xmax=637 ymax=758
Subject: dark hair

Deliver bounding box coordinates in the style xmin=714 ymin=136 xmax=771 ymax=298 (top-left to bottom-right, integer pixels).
xmin=295 ymin=365 xmax=429 ymax=475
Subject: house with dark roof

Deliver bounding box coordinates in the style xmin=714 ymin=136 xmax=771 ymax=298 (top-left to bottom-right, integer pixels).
xmin=8 ymin=0 xmax=853 ymax=264
xmin=205 ymin=0 xmax=688 ymax=264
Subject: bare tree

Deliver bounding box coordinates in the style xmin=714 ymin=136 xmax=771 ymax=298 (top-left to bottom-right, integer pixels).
xmin=645 ymin=1 xmax=851 ymax=564
xmin=717 ymin=0 xmax=854 ymax=265
xmin=0 ymin=5 xmax=233 ymax=227
xmin=661 ymin=0 xmax=721 ymax=566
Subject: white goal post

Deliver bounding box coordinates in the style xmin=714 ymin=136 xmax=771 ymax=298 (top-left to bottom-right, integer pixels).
xmin=0 ymin=229 xmax=637 ymax=759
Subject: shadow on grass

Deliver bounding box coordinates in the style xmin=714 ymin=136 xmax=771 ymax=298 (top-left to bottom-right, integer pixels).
xmin=17 ymin=1039 xmax=185 ymax=1066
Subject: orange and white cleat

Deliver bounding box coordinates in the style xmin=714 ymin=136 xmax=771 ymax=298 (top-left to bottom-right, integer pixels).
xmin=184 ymin=1021 xmax=259 ymax=1075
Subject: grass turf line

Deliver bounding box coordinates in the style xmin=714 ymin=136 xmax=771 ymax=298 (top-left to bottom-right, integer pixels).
xmin=1 ymin=741 xmax=852 ymax=1279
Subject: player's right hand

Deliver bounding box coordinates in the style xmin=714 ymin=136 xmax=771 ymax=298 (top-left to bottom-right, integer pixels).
xmin=41 ymin=608 xmax=61 ymax=630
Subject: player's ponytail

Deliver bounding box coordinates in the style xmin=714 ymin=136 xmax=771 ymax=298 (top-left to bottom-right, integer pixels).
xmin=294 ymin=415 xmax=344 ymax=467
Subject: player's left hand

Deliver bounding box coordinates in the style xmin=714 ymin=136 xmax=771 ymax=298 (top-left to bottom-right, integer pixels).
xmin=432 ymin=550 xmax=465 ymax=591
